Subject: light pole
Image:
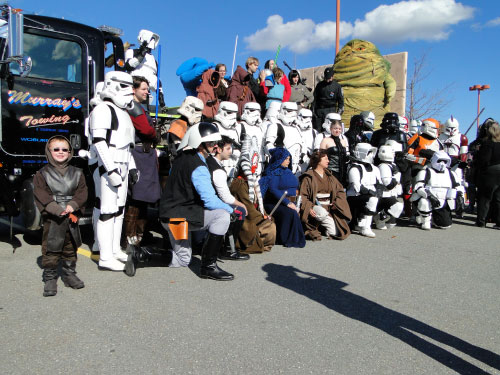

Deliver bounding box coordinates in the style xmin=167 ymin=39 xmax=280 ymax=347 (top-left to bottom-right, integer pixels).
xmin=469 ymin=84 xmax=490 ymax=129
xmin=335 ymin=0 xmax=340 ymax=57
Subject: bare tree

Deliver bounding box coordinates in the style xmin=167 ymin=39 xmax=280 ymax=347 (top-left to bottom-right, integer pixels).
xmin=406 ymin=52 xmax=454 ymax=121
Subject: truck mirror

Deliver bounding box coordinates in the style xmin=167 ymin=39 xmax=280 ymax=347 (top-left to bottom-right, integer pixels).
xmin=7 ymin=8 xmax=24 ymax=58
xmin=18 ymin=55 xmax=32 ymax=77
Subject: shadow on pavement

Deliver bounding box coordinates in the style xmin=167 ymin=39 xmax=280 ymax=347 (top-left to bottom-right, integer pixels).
xmin=262 ymin=263 xmax=500 ymax=375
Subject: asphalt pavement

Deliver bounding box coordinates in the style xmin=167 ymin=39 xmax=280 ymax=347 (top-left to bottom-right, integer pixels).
xmin=0 ymin=213 xmax=499 ymax=374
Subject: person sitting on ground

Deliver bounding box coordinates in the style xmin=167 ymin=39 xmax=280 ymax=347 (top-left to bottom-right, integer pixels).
xmin=299 ymin=150 xmax=351 ymax=241
xmin=259 ymin=148 xmax=305 ymax=248
xmin=34 ymin=136 xmax=88 ymax=297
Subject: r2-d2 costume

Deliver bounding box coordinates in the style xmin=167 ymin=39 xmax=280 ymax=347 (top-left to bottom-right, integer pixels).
xmin=265 ymin=102 xmax=305 ymax=175
xmin=346 ymin=143 xmax=381 ymax=238
xmin=125 ymin=29 xmax=163 ymax=106
xmin=296 ymin=108 xmax=317 ymax=173
xmin=411 ymin=151 xmax=460 ymax=230
xmin=239 ymin=102 xmax=265 ymax=177
xmin=374 ymin=144 xmax=404 ymax=230
xmin=213 ymin=101 xmax=243 ymax=179
xmin=89 ymin=71 xmax=136 ymax=271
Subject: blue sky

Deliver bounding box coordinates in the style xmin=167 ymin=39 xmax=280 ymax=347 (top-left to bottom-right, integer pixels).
xmin=14 ymin=0 xmax=499 ymax=139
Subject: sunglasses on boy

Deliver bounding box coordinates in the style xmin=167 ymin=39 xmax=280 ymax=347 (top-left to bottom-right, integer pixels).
xmin=52 ymin=148 xmax=70 ymax=152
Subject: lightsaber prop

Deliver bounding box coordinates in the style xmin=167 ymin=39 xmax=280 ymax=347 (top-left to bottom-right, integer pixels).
xmin=464 ymin=107 xmax=485 ymax=137
xmin=268 ymin=191 xmax=287 ymax=217
xmin=274 ymin=44 xmax=281 ymax=66
xmin=231 ymin=35 xmax=238 ymax=76
xmin=155 ymin=45 xmax=161 ymax=120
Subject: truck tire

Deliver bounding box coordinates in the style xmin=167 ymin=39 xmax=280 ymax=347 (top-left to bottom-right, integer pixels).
xmin=20 ymin=178 xmax=41 ymax=231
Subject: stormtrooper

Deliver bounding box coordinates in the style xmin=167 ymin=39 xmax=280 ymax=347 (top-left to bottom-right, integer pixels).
xmin=260 ymin=101 xmax=281 ymax=160
xmin=125 ymin=29 xmax=164 ymax=107
xmin=313 ymin=112 xmax=344 ymax=151
xmin=346 ymin=143 xmax=381 ymax=238
xmin=89 ymin=71 xmax=137 ymax=271
xmin=411 ymin=151 xmax=461 ymax=230
xmin=295 ymin=108 xmax=317 ymax=173
xmin=239 ymin=102 xmax=265 ymax=176
xmin=265 ymin=102 xmax=305 ymax=175
xmin=212 ymin=101 xmax=243 ymax=179
xmin=374 ymin=144 xmax=404 ymax=229
xmin=360 ymin=111 xmax=375 ymax=135
xmin=409 ymin=119 xmax=421 ymax=137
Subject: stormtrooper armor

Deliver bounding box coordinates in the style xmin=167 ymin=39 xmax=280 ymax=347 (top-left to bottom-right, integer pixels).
xmin=296 ymin=108 xmax=317 ymax=173
xmin=314 ymin=112 xmax=341 ymax=150
xmin=406 ymin=118 xmax=443 ymax=167
xmin=177 ymin=96 xmax=204 ymax=125
xmin=125 ymin=29 xmax=162 ymax=105
xmin=213 ymin=101 xmax=243 ymax=179
xmin=265 ymin=102 xmax=305 ymax=174
xmin=240 ymin=102 xmax=265 ymax=176
xmin=90 ymin=71 xmax=136 ymax=271
xmin=239 ymin=134 xmax=265 ymax=212
xmin=347 ymin=143 xmax=381 ymax=237
xmin=411 ymin=151 xmax=459 ymax=230
xmin=360 ymin=111 xmax=375 ymax=131
xmin=439 ymin=116 xmax=469 ymax=161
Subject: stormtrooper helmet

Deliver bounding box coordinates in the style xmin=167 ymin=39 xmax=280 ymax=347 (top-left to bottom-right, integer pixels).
xmin=385 ymin=139 xmax=403 ymax=153
xmin=177 ymin=122 xmax=221 ymax=151
xmin=138 ymin=29 xmax=160 ymax=50
xmin=322 ymin=112 xmax=341 ymax=134
xmin=398 ymin=116 xmax=409 ymax=133
xmin=353 ymin=142 xmax=377 ymax=164
xmin=421 ymin=118 xmax=440 ymax=139
xmin=177 ymin=96 xmax=204 ymax=125
xmin=377 ymin=145 xmax=395 ymax=163
xmin=296 ymin=108 xmax=313 ymax=130
xmin=215 ymin=101 xmax=238 ymax=129
xmin=264 ymin=101 xmax=281 ymax=122
xmin=430 ymin=151 xmax=451 ymax=172
xmin=241 ymin=102 xmax=261 ymax=126
xmin=360 ymin=111 xmax=375 ymax=131
xmin=100 ymin=71 xmax=134 ymax=109
xmin=90 ymin=81 xmax=104 ymax=108
xmin=444 ymin=116 xmax=459 ymax=137
xmin=278 ymin=102 xmax=298 ymax=126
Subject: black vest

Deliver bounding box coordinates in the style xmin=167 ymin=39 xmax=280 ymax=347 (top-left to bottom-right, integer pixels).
xmin=40 ymin=165 xmax=82 ymax=208
xmin=160 ymin=150 xmax=206 ymax=227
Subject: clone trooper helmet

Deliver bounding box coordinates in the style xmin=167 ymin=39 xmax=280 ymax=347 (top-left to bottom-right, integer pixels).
xmin=215 ymin=101 xmax=238 ymax=129
xmin=278 ymin=101 xmax=298 ymax=126
xmin=444 ymin=116 xmax=459 ymax=136
xmin=430 ymin=151 xmax=451 ymax=172
xmin=398 ymin=116 xmax=409 ymax=133
xmin=409 ymin=120 xmax=420 ymax=136
xmin=322 ymin=112 xmax=341 ymax=133
xmin=264 ymin=101 xmax=281 ymax=122
xmin=421 ymin=118 xmax=440 ymax=139
xmin=177 ymin=96 xmax=204 ymax=125
xmin=385 ymin=139 xmax=403 ymax=153
xmin=138 ymin=29 xmax=160 ymax=50
xmin=353 ymin=142 xmax=377 ymax=164
xmin=360 ymin=111 xmax=375 ymax=130
xmin=377 ymin=145 xmax=395 ymax=162
xmin=100 ymin=71 xmax=134 ymax=109
xmin=381 ymin=112 xmax=400 ymax=132
xmin=177 ymin=122 xmax=221 ymax=151
xmin=296 ymin=108 xmax=313 ymax=130
xmin=241 ymin=102 xmax=261 ymax=126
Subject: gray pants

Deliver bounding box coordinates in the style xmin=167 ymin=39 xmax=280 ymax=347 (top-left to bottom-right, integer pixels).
xmin=162 ymin=209 xmax=230 ymax=268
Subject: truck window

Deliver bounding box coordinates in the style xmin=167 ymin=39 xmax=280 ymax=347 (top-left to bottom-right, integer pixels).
xmin=10 ymin=33 xmax=82 ymax=83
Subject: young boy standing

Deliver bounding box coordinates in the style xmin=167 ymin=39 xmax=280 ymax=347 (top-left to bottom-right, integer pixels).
xmin=34 ymin=136 xmax=88 ymax=297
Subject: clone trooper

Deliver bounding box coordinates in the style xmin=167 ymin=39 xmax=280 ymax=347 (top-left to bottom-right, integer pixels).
xmin=239 ymin=102 xmax=265 ymax=176
xmin=406 ymin=118 xmax=443 ymax=168
xmin=409 ymin=119 xmax=421 ymax=137
xmin=360 ymin=110 xmax=375 ymax=135
xmin=125 ymin=29 xmax=163 ymax=106
xmin=411 ymin=151 xmax=461 ymax=230
xmin=398 ymin=115 xmax=409 ymax=139
xmin=346 ymin=143 xmax=381 ymax=238
xmin=374 ymin=144 xmax=404 ymax=229
xmin=314 ymin=112 xmax=343 ymax=151
xmin=265 ymin=102 xmax=305 ymax=174
xmin=296 ymin=108 xmax=317 ymax=173
xmin=213 ymin=101 xmax=242 ymax=179
xmin=89 ymin=71 xmax=136 ymax=271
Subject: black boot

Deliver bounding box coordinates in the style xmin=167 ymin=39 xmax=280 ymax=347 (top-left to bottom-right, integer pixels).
xmin=61 ymin=260 xmax=85 ymax=289
xmin=219 ymin=220 xmax=249 ymax=261
xmin=42 ymin=268 xmax=58 ymax=297
xmin=200 ymin=233 xmax=234 ymax=281
xmin=125 ymin=245 xmax=173 ymax=277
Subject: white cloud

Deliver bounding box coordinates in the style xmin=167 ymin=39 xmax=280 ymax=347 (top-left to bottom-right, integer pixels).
xmin=244 ymin=0 xmax=475 ymax=54
xmin=486 ymin=17 xmax=500 ymax=27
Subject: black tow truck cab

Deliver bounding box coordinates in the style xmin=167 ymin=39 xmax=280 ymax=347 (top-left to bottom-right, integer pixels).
xmin=0 ymin=6 xmax=125 ymax=229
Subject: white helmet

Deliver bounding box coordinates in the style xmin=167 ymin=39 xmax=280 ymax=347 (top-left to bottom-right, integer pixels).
xmin=360 ymin=111 xmax=375 ymax=130
xmin=138 ymin=29 xmax=160 ymax=50
xmin=215 ymin=101 xmax=238 ymax=129
xmin=90 ymin=81 xmax=104 ymax=108
xmin=378 ymin=145 xmax=395 ymax=162
xmin=177 ymin=122 xmax=221 ymax=151
xmin=444 ymin=116 xmax=459 ymax=136
xmin=398 ymin=116 xmax=409 ymax=133
xmin=385 ymin=139 xmax=403 ymax=153
xmin=100 ymin=71 xmax=134 ymax=109
xmin=322 ymin=112 xmax=341 ymax=133
xmin=409 ymin=119 xmax=420 ymax=136
xmin=420 ymin=118 xmax=440 ymax=139
xmin=241 ymin=102 xmax=261 ymax=126
xmin=430 ymin=150 xmax=451 ymax=172
xmin=353 ymin=142 xmax=377 ymax=164
xmin=296 ymin=108 xmax=313 ymax=131
xmin=264 ymin=101 xmax=281 ymax=122
xmin=177 ymin=96 xmax=204 ymax=125
xmin=278 ymin=102 xmax=298 ymax=126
